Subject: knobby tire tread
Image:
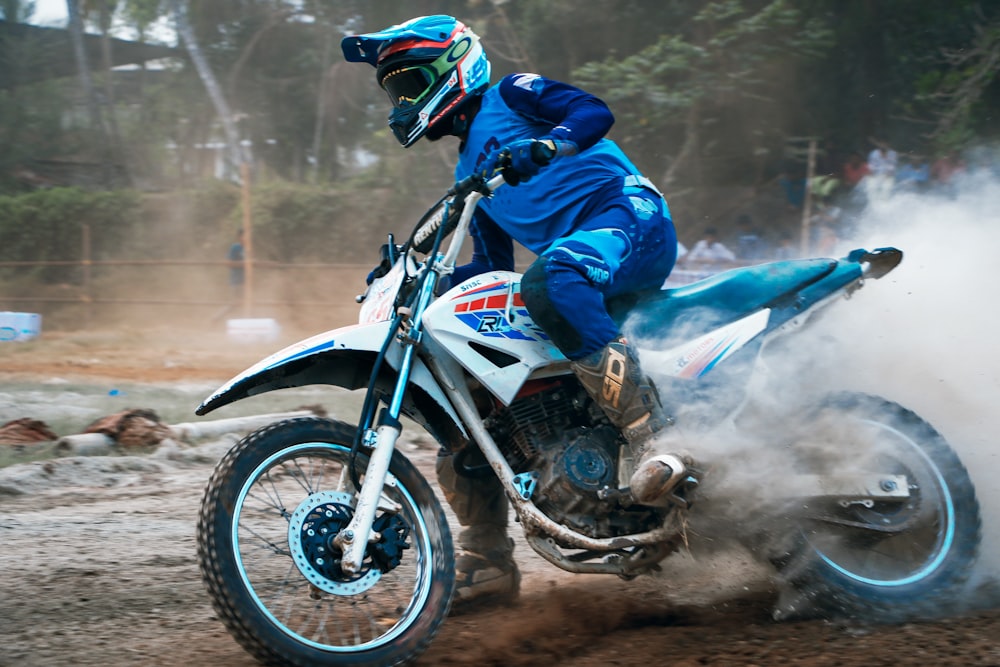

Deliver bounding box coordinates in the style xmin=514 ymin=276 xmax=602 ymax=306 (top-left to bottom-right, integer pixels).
xmin=777 ymin=393 xmax=981 ymax=622
xmin=196 ymin=416 xmax=454 ymax=666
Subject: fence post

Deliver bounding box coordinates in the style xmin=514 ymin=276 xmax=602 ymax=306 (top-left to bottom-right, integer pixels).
xmin=800 ymin=138 xmax=817 ymax=255
xmin=82 ymin=223 xmax=92 ymax=328
xmin=240 ymin=162 xmax=253 ymax=318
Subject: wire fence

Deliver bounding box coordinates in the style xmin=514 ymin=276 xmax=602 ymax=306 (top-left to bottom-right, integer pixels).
xmin=1 ymin=256 xmax=740 ymax=334
xmin=0 ymin=258 xmax=374 ymax=332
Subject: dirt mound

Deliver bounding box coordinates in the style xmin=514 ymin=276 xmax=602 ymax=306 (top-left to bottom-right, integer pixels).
xmin=83 ymin=408 xmax=173 ymax=448
xmin=0 ymin=417 xmax=57 ymax=444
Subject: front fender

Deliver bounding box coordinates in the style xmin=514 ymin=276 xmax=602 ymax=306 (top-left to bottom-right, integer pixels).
xmin=196 ymin=321 xmax=467 ymax=443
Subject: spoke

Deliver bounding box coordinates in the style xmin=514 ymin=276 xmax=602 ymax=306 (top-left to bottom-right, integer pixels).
xmin=870 ymin=534 xmax=930 ymax=568
xmin=313 ymin=598 xmax=335 ymax=645
xmin=309 ymin=456 xmax=332 ymax=494
xmin=240 ymin=525 xmax=290 ymax=557
xmin=274 ymin=587 xmax=307 ymax=619
xmin=223 ymin=446 xmax=434 ymax=652
xmin=289 ymin=457 xmax=316 ymax=494
xmin=246 ymin=468 xmax=291 ymax=519
xmin=331 ymin=601 xmax=352 ymax=646
xmin=261 ymin=560 xmax=305 ymax=601
xmin=245 ymin=484 xmax=283 ymax=515
xmin=359 ymin=595 xmax=391 ymax=638
xmin=353 ymin=611 xmax=363 ymax=646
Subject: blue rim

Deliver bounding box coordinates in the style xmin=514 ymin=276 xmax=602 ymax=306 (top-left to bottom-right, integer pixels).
xmin=815 ymin=419 xmax=955 ymax=588
xmin=232 ymin=442 xmax=433 ymax=652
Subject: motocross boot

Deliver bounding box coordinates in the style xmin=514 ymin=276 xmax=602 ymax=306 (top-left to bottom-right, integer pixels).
xmin=436 ymin=450 xmax=520 ymax=612
xmin=570 ymin=335 xmax=689 ymax=505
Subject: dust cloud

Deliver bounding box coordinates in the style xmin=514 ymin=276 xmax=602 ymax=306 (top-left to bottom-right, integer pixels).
xmin=816 ymin=169 xmax=1000 ymax=585
xmin=633 ymin=166 xmax=1000 ymax=614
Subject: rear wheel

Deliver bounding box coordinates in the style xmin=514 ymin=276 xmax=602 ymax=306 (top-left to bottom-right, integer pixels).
xmin=773 ymin=393 xmax=980 ymax=621
xmin=197 ymin=417 xmax=454 ymax=666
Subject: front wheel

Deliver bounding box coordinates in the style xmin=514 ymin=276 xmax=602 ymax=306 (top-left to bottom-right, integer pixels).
xmin=197 ymin=417 xmax=454 ymax=666
xmin=773 ymin=392 xmax=981 ymax=621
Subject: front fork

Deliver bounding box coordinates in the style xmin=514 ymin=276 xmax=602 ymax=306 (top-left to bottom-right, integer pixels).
xmin=334 ymin=268 xmax=438 ymax=575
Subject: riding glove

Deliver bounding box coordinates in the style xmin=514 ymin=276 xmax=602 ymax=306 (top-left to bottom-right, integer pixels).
xmin=483 ymin=138 xmax=576 ymax=186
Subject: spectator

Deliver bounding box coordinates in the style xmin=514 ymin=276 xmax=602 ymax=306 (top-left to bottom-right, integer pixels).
xmin=814 ymin=223 xmax=839 ymax=256
xmin=778 ymin=164 xmax=806 ymax=209
xmin=773 ymin=230 xmax=797 ymax=260
xmin=895 ymin=154 xmax=930 ymax=193
xmin=734 ymin=214 xmax=767 ymax=261
xmin=228 ymin=229 xmax=246 ymax=299
xmin=866 ymin=140 xmax=898 ymax=200
xmin=930 ymin=150 xmax=966 ymax=197
xmin=842 ymin=151 xmax=870 ymax=188
xmin=212 ymin=229 xmax=247 ymax=322
xmin=676 ymin=239 xmax=689 ymax=263
xmin=683 ymin=227 xmax=736 ymax=265
xmin=931 ymin=151 xmax=961 ymax=183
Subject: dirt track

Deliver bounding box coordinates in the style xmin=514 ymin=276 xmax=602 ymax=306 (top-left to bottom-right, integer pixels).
xmin=2 ymin=329 xmax=1000 ymax=666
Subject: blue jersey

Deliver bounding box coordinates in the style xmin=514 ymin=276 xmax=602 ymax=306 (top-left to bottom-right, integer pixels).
xmin=455 ymin=73 xmax=649 ymax=255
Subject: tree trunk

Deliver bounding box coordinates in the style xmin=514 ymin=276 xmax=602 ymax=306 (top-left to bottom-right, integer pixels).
xmin=309 ymin=24 xmax=333 ymax=183
xmin=98 ymin=0 xmax=131 ymax=186
xmin=168 ymin=0 xmax=250 ymax=177
xmin=661 ymin=102 xmax=700 ymax=190
xmin=66 ymin=0 xmax=115 ymax=187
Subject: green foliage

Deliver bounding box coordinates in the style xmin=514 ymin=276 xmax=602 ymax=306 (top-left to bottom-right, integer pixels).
xmin=243 ymin=173 xmax=438 ymax=264
xmin=190 ymin=179 xmax=240 ymax=230
xmin=572 ymin=0 xmax=834 ymax=185
xmin=0 ymin=0 xmax=35 ymax=22
xmin=120 ymin=0 xmax=162 ymax=38
xmin=0 ymin=188 xmax=141 ymax=282
xmin=248 ymin=180 xmax=343 ymax=263
xmin=2 ymin=0 xmax=998 ymax=199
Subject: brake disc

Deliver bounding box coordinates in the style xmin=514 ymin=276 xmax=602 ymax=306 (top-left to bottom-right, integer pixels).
xmin=287 ymin=490 xmax=382 ymax=596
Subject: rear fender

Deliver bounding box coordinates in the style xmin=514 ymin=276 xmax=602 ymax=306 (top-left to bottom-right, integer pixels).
xmin=195 ymin=321 xmax=467 ymax=442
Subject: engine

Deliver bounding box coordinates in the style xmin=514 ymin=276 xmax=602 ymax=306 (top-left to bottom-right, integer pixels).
xmin=484 ymin=378 xmax=662 ymax=539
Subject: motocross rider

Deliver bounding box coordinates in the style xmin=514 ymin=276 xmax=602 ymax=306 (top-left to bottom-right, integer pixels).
xmin=343 ymin=15 xmax=689 ymax=609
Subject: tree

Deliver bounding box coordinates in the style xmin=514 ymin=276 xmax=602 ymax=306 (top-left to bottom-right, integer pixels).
xmin=0 ymin=0 xmax=35 ymax=21
xmin=924 ymin=10 xmax=1000 ymax=150
xmin=66 ymin=0 xmax=121 ymax=186
xmin=570 ymin=1 xmax=833 ymax=191
xmin=168 ymin=0 xmax=249 ymax=177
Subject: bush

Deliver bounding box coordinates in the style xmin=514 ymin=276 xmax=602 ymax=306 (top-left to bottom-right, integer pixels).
xmin=0 ymin=188 xmax=141 ymax=283
xmin=246 ymin=179 xmax=403 ymax=264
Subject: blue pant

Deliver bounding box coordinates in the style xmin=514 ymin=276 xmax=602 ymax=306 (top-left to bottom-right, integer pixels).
xmin=520 ymin=186 xmax=677 ymax=360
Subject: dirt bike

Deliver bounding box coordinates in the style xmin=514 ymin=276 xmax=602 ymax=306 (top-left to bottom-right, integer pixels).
xmin=195 ymin=172 xmax=981 ymax=666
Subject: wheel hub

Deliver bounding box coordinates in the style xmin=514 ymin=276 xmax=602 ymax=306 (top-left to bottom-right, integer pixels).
xmin=287 ymin=490 xmax=381 ymax=596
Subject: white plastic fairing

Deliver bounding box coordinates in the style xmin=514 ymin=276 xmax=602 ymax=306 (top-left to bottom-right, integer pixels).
xmin=198 ymin=320 xmax=464 ymax=434
xmin=359 ymin=259 xmax=407 ymax=324
xmin=640 ymin=309 xmax=771 ymax=379
xmin=423 ymin=272 xmax=568 ymax=405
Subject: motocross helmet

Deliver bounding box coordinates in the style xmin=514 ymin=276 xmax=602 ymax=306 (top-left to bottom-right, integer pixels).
xmin=341 ymin=15 xmax=491 ymax=147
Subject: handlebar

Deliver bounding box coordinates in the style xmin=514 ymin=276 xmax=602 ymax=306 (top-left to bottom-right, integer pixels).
xmin=357 ymin=173 xmax=507 ymax=304
xmin=408 ymin=173 xmax=505 ymax=255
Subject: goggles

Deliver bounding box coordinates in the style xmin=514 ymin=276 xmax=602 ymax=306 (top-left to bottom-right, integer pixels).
xmin=380 ymin=65 xmax=436 ymax=107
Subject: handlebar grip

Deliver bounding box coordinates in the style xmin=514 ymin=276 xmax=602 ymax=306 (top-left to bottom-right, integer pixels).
xmin=450 ymin=173 xmax=490 ymax=198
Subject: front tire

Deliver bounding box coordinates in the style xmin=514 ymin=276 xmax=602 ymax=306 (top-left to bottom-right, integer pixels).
xmin=197 ymin=417 xmax=454 ymax=666
xmin=773 ymin=392 xmax=980 ymax=621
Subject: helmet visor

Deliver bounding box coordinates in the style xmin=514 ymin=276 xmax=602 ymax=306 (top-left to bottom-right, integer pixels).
xmin=380 ymin=65 xmax=435 ymax=107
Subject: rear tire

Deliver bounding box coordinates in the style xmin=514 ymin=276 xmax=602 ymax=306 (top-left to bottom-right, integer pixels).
xmin=197 ymin=417 xmax=454 ymax=666
xmin=772 ymin=392 xmax=980 ymax=621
